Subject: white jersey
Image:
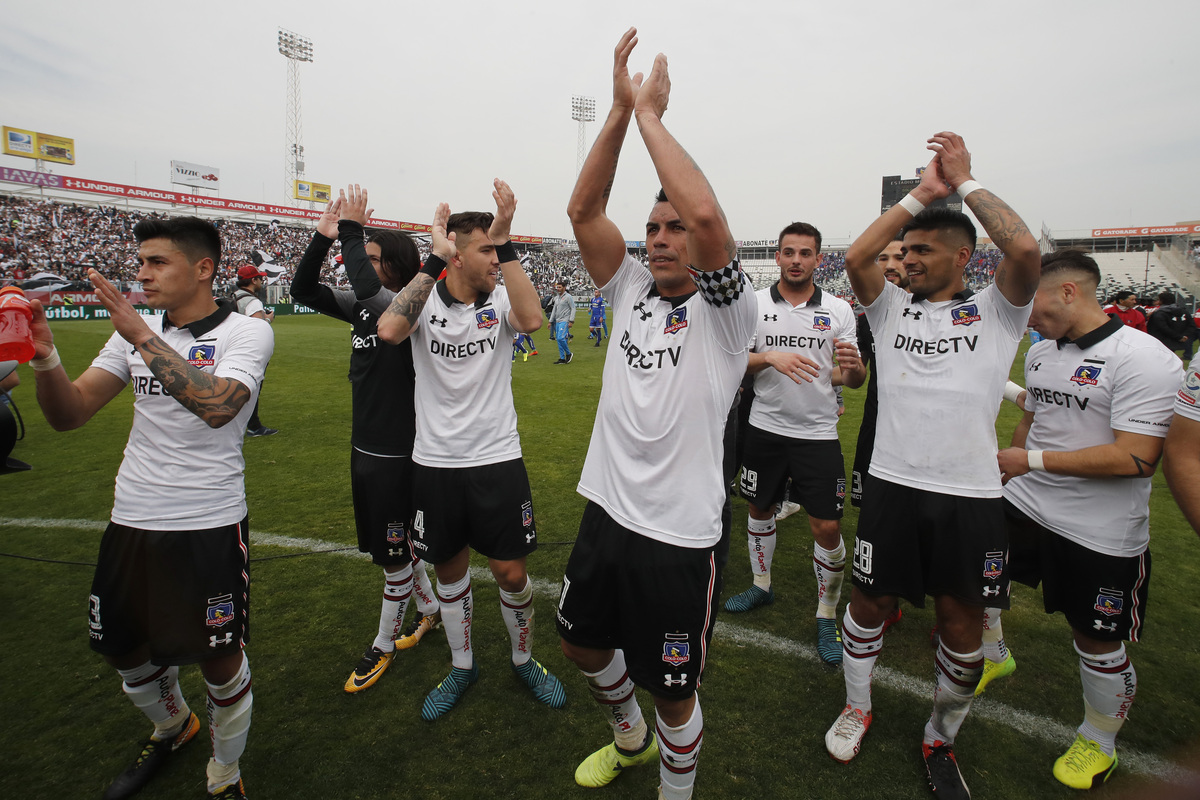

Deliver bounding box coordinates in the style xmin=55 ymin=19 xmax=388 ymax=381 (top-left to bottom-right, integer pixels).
xmin=865 ymin=281 xmax=1031 ymax=497
xmin=90 ymin=306 xmax=273 ymax=530
xmin=748 ymin=283 xmax=857 ymax=440
xmin=1005 ymin=318 xmax=1181 ymax=556
xmin=410 ymin=281 xmax=521 ymax=468
xmin=577 ymin=254 xmax=757 ymax=548
xmin=1175 ymin=353 xmax=1200 ymax=422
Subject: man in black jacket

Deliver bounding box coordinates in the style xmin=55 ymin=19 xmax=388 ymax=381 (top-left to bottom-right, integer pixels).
xmin=1147 ymin=291 xmax=1197 ymax=360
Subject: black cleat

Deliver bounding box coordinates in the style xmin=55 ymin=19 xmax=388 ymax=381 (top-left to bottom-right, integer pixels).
xmin=104 ymin=712 xmax=200 ymax=799
xmin=923 ymin=741 xmax=971 ymax=799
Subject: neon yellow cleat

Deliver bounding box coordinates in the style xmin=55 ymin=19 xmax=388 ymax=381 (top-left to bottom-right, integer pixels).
xmin=575 ymin=735 xmax=659 ymax=788
xmin=974 ymin=653 xmax=1016 ymax=696
xmin=1053 ymin=734 xmax=1118 ymax=789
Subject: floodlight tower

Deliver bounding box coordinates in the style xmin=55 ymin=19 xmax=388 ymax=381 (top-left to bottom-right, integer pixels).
xmin=278 ymin=28 xmax=313 ymax=205
xmin=571 ymin=95 xmax=596 ymax=177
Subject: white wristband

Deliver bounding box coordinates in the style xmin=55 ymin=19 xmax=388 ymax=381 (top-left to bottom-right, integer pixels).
xmin=897 ymin=193 xmax=926 ymax=216
xmin=1003 ymin=381 xmax=1024 ymax=405
xmin=29 ymin=346 xmax=61 ymax=372
xmin=956 ymin=180 xmax=983 ymax=199
xmin=1027 ymin=450 xmax=1045 ymax=471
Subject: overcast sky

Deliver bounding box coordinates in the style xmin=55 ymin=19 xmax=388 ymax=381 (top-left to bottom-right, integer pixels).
xmin=3 ymin=1 xmax=1197 ymax=244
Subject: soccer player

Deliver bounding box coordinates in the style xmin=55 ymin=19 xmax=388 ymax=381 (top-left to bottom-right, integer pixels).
xmin=996 ymin=250 xmax=1180 ymax=789
xmin=1164 ymin=353 xmax=1200 ymax=535
xmin=724 ymin=222 xmax=866 ymax=667
xmin=588 ymin=288 xmax=607 ymax=345
xmin=376 ymin=181 xmax=566 ymax=720
xmin=289 ymin=189 xmax=441 ymax=696
xmin=559 ymin=29 xmax=757 ymax=800
xmin=28 ymin=216 xmax=272 ymax=800
xmin=549 ymin=280 xmax=576 ymax=363
xmin=825 ymin=132 xmax=1041 ymax=800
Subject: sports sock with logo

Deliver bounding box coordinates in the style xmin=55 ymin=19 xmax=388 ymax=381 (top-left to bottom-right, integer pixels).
xmin=373 ymin=564 xmax=413 ymax=652
xmin=657 ymin=697 xmax=703 ymax=800
xmin=981 ymin=607 xmax=1009 ymax=663
xmin=412 ymin=559 xmax=439 ymax=616
xmin=925 ymin=644 xmax=983 ymax=746
xmin=499 ymin=576 xmax=534 ymax=667
xmin=117 ymin=662 xmax=191 ymax=739
xmin=813 ymin=540 xmax=846 ymax=619
xmin=842 ymin=606 xmax=884 ymax=712
xmin=437 ymin=573 xmax=474 ymax=669
xmin=747 ymin=514 xmax=776 ymax=590
xmin=1077 ymin=642 xmax=1134 ymax=756
xmin=205 ymin=653 xmax=252 ymax=792
xmin=583 ymin=649 xmax=647 ymax=751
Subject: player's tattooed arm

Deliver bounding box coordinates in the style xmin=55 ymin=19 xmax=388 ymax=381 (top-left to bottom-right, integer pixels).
xmin=136 ymin=336 xmax=251 ymax=427
xmin=999 ymin=430 xmax=1165 ymax=483
xmin=969 ymin=190 xmax=1040 ymax=302
xmin=377 ymin=274 xmax=435 ymax=344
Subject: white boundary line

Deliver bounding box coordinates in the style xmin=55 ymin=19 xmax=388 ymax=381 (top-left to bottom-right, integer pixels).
xmin=2 ymin=517 xmax=1190 ymax=783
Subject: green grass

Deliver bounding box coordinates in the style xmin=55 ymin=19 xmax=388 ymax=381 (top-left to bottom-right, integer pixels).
xmin=2 ymin=313 xmax=1198 ymax=799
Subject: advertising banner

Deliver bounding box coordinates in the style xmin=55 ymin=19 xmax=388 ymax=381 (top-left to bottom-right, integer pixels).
xmin=1091 ymin=225 xmax=1200 ymax=238
xmin=293 ymin=180 xmax=332 ymax=202
xmin=171 ymin=160 xmax=220 ymax=190
xmin=3 ymin=127 xmax=75 ymax=165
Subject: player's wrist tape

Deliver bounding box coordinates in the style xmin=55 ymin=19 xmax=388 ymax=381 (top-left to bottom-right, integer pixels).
xmin=420 ymin=254 xmax=446 ymax=279
xmin=29 ymin=346 xmax=61 ymax=372
xmin=1027 ymin=450 xmax=1046 ymax=471
xmin=1003 ymin=381 xmax=1024 ymax=405
xmin=956 ymin=180 xmax=983 ymax=199
xmin=495 ymin=241 xmax=518 ymax=263
xmin=898 ymin=193 xmax=926 ymax=216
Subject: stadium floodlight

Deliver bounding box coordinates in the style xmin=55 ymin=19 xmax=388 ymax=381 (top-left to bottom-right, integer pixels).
xmin=571 ymin=95 xmax=596 ymax=177
xmin=279 ymin=28 xmax=314 ymax=205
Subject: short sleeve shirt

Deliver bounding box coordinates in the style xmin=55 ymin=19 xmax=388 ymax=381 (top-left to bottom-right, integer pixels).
xmin=409 ymin=281 xmax=521 ymax=468
xmin=1174 ymin=353 xmax=1200 ymax=422
xmin=865 ymin=281 xmax=1031 ymax=497
xmin=577 ymin=254 xmax=757 ymax=548
xmin=89 ymin=306 xmax=274 ymax=530
xmin=748 ymin=283 xmax=857 ymax=441
xmin=1004 ymin=318 xmax=1181 ymax=556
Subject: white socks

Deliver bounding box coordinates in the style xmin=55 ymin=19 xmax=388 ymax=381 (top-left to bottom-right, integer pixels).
xmin=813 ymin=540 xmax=846 ymax=619
xmin=205 ymin=653 xmax=252 ymax=792
xmin=437 ymin=573 xmax=474 ymax=670
xmin=841 ymin=606 xmax=884 ymax=712
xmin=499 ymin=577 xmax=534 ymax=667
xmin=117 ymin=662 xmax=191 ymax=739
xmin=373 ymin=564 xmax=414 ymax=652
xmin=657 ymin=698 xmax=703 ymax=800
xmin=1077 ymin=642 xmax=1135 ymax=755
xmin=925 ymin=645 xmax=983 ymax=746
xmin=981 ymin=607 xmax=1009 ymax=663
xmin=746 ymin=515 xmax=776 ymax=590
xmin=583 ymin=649 xmax=647 ymax=751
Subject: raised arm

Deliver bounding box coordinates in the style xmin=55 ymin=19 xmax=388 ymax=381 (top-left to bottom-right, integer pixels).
xmin=290 ymin=198 xmax=344 ymax=316
xmin=377 ymin=204 xmax=452 ymax=344
xmin=567 ymin=27 xmax=642 ymax=287
xmin=337 ymin=185 xmax=385 ymax=301
xmin=89 ymin=269 xmax=253 ymax=428
xmin=845 ymin=157 xmax=949 ymax=307
xmin=930 ymin=132 xmax=1041 ymax=307
xmin=633 ymin=54 xmax=734 ymax=273
xmin=490 ymin=180 xmax=543 ymax=333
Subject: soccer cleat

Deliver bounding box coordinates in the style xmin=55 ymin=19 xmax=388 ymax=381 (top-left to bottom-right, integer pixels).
xmin=513 ymin=658 xmax=566 ymax=708
xmin=575 ymin=735 xmax=660 ymax=788
xmin=209 ymin=779 xmax=247 ymax=799
xmin=883 ymin=605 xmax=903 ymax=633
xmin=825 ymin=705 xmax=872 ymax=763
xmin=553 ymin=359 xmax=565 ymax=364
xmin=395 ymin=612 xmax=442 ymax=650
xmin=421 ymin=663 xmax=478 ymax=721
xmin=1053 ymin=734 xmax=1118 ymax=789
xmin=530 ymin=350 xmax=538 ymax=355
xmin=103 ymin=712 xmax=200 ymax=800
xmin=565 ymin=353 xmax=574 ymax=364
xmin=344 ymin=646 xmax=395 ymax=693
xmin=723 ymin=585 xmax=774 ymax=613
xmin=245 ymin=426 xmax=278 ymax=437
xmin=523 ymin=352 xmax=529 ymax=362
xmin=775 ymin=500 xmax=803 ymax=520
xmin=923 ymin=740 xmax=971 ymax=799
xmin=816 ymin=618 xmax=844 ymax=665
xmin=974 ymin=653 xmax=1016 ymax=696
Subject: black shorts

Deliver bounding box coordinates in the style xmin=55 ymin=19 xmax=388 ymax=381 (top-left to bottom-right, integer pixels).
xmin=555 ymin=502 xmax=722 ymax=700
xmin=849 ymin=413 xmax=877 ymax=509
xmin=351 ymin=448 xmax=416 ymax=568
xmin=410 ymin=458 xmax=538 ymax=564
xmin=1005 ymin=501 xmax=1150 ymax=643
xmin=738 ymin=426 xmax=845 ymax=520
xmin=852 ymin=475 xmax=1008 ymax=609
xmin=88 ymin=517 xmax=250 ymax=665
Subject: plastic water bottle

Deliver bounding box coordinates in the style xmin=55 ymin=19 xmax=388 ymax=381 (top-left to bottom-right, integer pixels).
xmin=0 ymin=286 xmax=35 ymax=363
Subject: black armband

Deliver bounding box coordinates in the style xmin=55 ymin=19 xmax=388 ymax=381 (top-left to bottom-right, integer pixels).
xmin=495 ymin=241 xmax=518 ymax=264
xmin=421 ymin=254 xmax=447 ymax=279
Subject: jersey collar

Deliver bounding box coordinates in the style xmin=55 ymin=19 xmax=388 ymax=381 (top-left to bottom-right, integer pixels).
xmin=1056 ymin=314 xmax=1122 ymax=350
xmin=770 ymin=282 xmax=823 ymax=307
xmin=162 ymin=302 xmax=232 ymax=338
xmin=647 ymin=283 xmax=696 ymax=310
xmin=910 ymin=287 xmax=975 ymax=305
xmin=436 ymin=279 xmax=490 ymax=309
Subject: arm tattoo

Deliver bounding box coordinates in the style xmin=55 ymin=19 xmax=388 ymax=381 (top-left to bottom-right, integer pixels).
xmin=383 ymin=274 xmax=436 ymax=327
xmin=137 ymin=336 xmax=250 ymax=428
xmin=1119 ymin=452 xmax=1161 ymax=478
xmin=601 ymin=145 xmax=622 ymax=200
xmin=971 ymin=190 xmax=1038 ymax=296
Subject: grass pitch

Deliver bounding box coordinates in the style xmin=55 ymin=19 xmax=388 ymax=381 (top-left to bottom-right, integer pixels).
xmin=2 ymin=313 xmax=1198 ymax=799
